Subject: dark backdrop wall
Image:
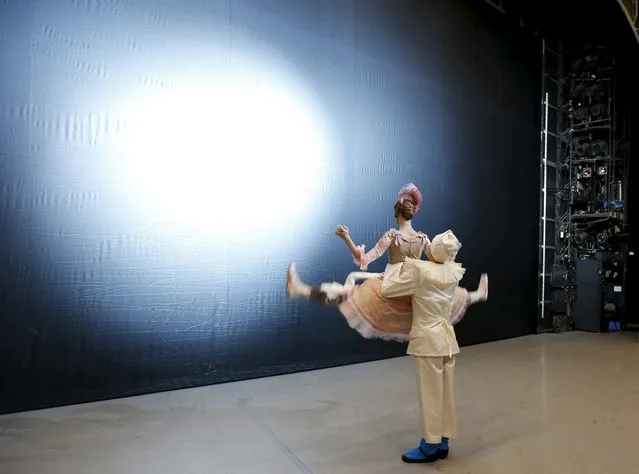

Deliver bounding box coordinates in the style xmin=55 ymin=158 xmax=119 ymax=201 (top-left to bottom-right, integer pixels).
xmin=0 ymin=0 xmax=540 ymax=415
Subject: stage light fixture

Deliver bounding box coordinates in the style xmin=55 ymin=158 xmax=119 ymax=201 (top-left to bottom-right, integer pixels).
xmin=580 ymin=45 xmax=607 ymax=72
xmin=590 ymin=102 xmax=606 ymax=118
xmin=590 ymin=140 xmax=608 ymax=156
xmin=575 ymin=232 xmax=589 ymax=246
xmin=571 ymin=84 xmax=587 ymax=102
xmin=597 ymin=232 xmax=608 ymax=246
xmin=573 ymin=106 xmax=588 ymax=121
xmin=574 ymin=140 xmax=589 ymax=157
xmin=586 ymin=84 xmax=605 ymax=102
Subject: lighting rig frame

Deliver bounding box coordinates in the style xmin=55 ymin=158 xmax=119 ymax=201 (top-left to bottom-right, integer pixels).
xmin=539 ymin=38 xmax=568 ymax=332
xmin=539 ymin=42 xmax=630 ymax=333
xmin=479 ymin=0 xmax=633 ymax=332
xmin=617 ymin=0 xmax=639 ymax=43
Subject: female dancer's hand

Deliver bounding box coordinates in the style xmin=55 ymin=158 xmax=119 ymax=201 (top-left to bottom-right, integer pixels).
xmin=335 ymin=225 xmax=349 ymax=239
xmin=336 ymin=225 xmax=361 ymax=261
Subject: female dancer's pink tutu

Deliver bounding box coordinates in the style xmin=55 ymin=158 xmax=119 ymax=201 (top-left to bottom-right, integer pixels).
xmin=339 ymin=279 xmax=470 ymax=342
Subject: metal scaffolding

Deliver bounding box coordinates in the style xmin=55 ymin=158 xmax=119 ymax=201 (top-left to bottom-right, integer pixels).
xmin=480 ymin=0 xmax=634 ymax=332
xmin=617 ymin=0 xmax=639 ymax=43
xmin=539 ymin=39 xmax=567 ymax=332
xmin=539 ymin=41 xmax=630 ymax=332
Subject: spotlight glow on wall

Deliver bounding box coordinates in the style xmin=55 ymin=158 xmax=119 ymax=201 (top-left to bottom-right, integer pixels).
xmin=112 ymin=71 xmax=327 ymax=231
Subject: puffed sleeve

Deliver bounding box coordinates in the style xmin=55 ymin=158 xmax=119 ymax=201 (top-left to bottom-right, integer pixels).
xmin=419 ymin=232 xmax=431 ymax=257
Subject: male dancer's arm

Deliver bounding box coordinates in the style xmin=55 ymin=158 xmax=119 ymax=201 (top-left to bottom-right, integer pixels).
xmin=379 ymin=258 xmax=421 ymax=298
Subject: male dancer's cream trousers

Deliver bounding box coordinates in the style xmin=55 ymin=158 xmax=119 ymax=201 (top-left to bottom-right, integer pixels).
xmin=415 ymin=355 xmax=457 ymax=444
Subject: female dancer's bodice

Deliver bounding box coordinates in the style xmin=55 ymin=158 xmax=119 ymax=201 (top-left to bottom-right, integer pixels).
xmin=387 ymin=232 xmax=427 ymax=264
xmin=355 ymin=228 xmax=428 ymax=271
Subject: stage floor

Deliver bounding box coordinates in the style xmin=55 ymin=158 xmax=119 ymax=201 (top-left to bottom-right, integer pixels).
xmin=1 ymin=332 xmax=637 ymax=474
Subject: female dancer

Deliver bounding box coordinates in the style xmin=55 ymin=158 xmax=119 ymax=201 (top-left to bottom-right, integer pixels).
xmin=286 ymin=183 xmax=488 ymax=342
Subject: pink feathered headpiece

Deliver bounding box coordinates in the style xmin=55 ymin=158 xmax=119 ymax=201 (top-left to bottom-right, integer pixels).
xmin=397 ymin=183 xmax=423 ymax=213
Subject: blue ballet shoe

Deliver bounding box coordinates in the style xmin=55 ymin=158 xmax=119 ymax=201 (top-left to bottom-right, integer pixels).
xmin=437 ymin=437 xmax=449 ymax=459
xmin=401 ymin=439 xmax=439 ymax=463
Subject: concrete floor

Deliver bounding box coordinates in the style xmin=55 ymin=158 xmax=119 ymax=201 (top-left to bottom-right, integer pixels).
xmin=0 ymin=332 xmax=638 ymax=474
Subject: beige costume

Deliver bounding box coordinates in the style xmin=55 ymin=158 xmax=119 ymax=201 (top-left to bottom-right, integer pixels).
xmin=308 ymin=229 xmax=472 ymax=341
xmin=380 ymin=230 xmax=465 ymax=444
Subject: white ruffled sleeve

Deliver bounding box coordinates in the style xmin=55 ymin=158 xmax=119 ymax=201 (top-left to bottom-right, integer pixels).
xmin=354 ymin=230 xmax=393 ymax=270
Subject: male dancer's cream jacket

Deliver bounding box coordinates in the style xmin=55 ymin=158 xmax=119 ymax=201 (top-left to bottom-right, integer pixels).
xmin=380 ymin=233 xmax=465 ymax=444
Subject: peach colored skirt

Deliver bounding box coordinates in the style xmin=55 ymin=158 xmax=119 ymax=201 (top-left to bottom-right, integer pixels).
xmin=338 ymin=278 xmax=470 ymax=342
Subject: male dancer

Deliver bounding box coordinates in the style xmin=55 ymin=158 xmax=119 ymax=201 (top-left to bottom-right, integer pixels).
xmin=380 ymin=230 xmax=464 ymax=463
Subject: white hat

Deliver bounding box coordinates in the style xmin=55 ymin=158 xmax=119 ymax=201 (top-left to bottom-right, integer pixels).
xmin=429 ymin=230 xmax=461 ymax=263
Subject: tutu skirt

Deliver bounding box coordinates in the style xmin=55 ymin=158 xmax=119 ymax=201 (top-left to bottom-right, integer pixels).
xmin=338 ymin=276 xmax=470 ymax=343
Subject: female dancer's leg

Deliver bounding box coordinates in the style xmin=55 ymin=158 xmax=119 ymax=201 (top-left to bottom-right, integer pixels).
xmin=286 ymin=263 xmax=380 ymax=306
xmin=287 ymin=263 xmax=488 ymax=310
xmin=286 ymin=263 xmax=488 ymax=340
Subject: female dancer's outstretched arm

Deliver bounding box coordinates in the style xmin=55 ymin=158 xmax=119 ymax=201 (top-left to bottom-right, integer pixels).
xmin=335 ymin=225 xmax=363 ymax=262
xmin=336 ymin=225 xmax=393 ymax=270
